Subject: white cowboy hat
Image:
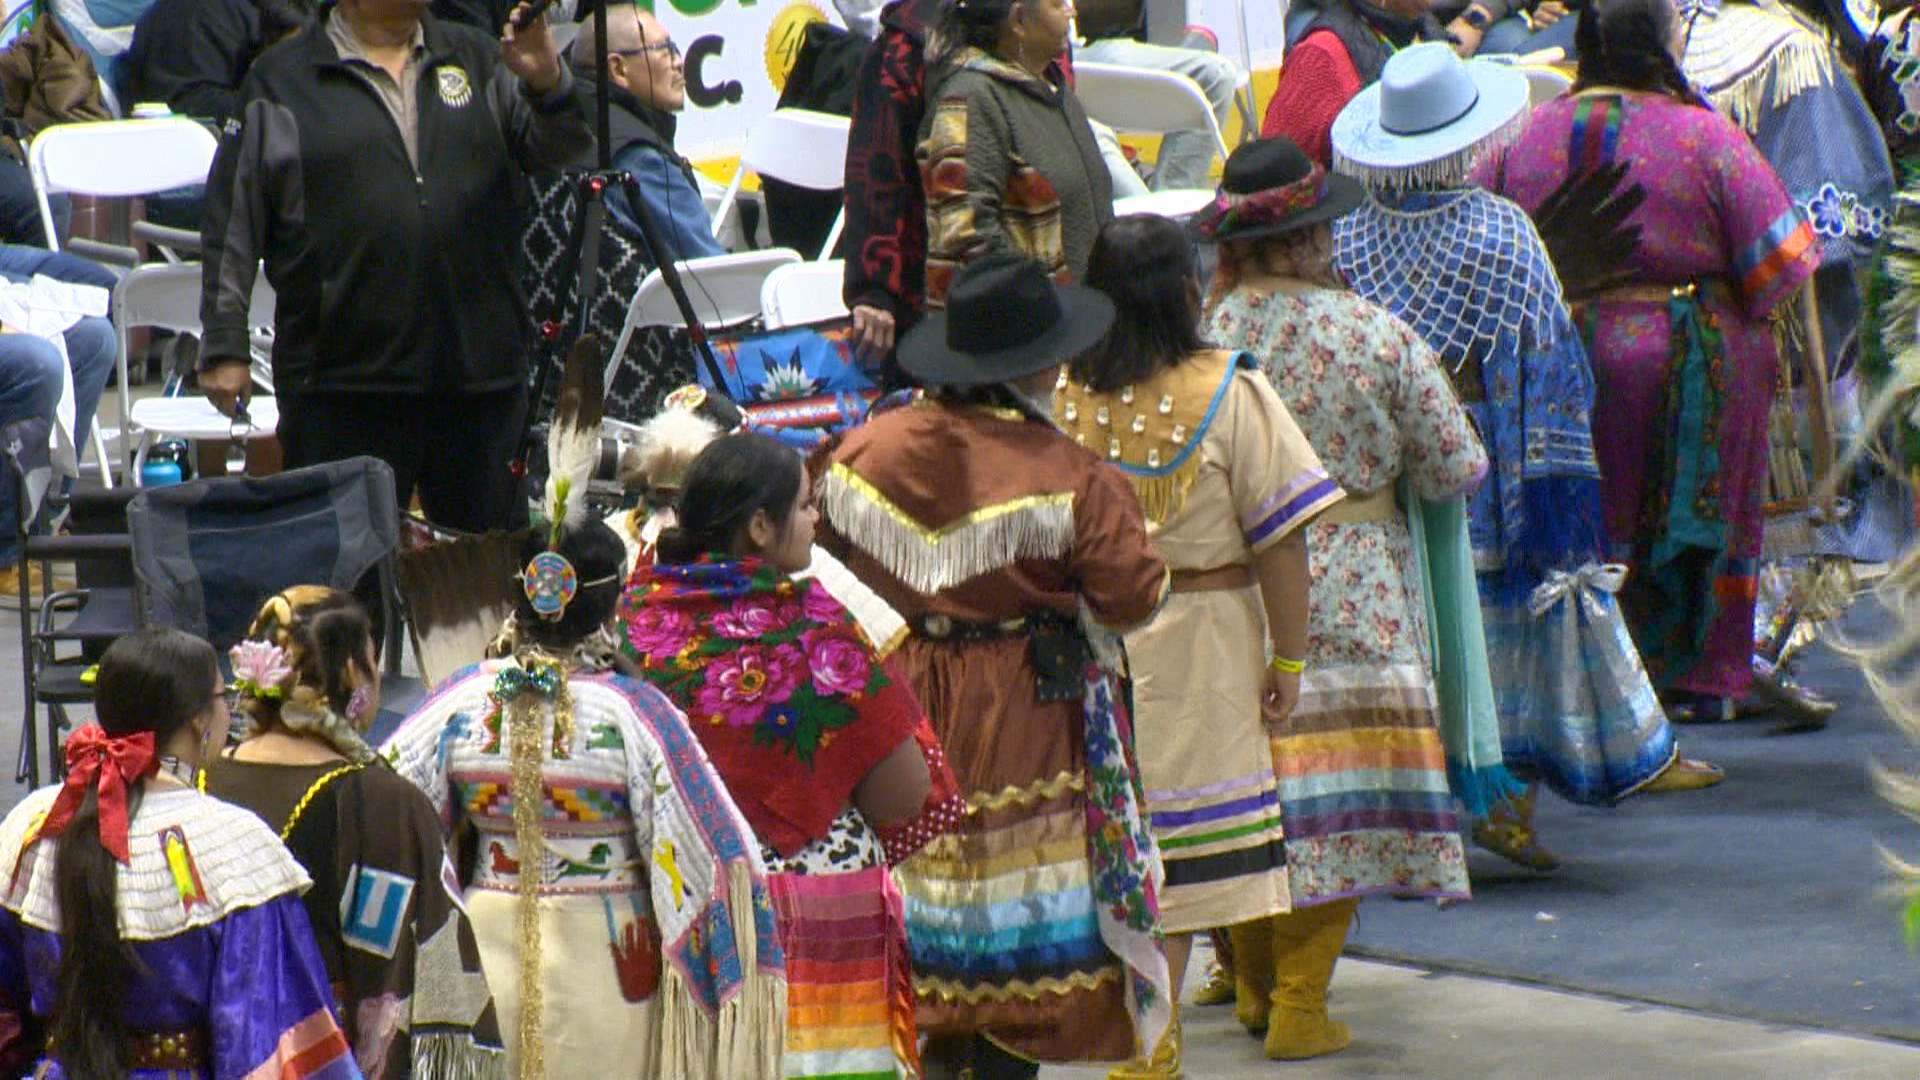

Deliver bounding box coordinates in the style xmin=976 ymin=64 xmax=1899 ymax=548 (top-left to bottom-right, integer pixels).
xmin=1330 ymin=41 xmax=1531 ymax=186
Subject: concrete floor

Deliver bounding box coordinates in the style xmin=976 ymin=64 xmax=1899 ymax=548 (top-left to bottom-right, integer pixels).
xmin=1046 ymin=943 xmax=1920 ymax=1078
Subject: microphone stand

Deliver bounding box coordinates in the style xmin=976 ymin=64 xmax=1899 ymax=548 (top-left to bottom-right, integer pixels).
xmin=517 ymin=0 xmax=727 ymax=476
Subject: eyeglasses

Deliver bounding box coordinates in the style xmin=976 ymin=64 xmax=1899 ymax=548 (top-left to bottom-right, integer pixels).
xmin=618 ymin=39 xmax=681 ymax=61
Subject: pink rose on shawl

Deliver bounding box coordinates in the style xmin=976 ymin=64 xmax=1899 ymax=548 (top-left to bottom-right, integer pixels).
xmin=626 ymin=605 xmax=696 ymax=657
xmin=800 ymin=582 xmax=848 ymax=627
xmin=804 ymin=626 xmax=873 ymax=697
xmin=696 ymin=643 xmax=803 ymax=727
xmin=713 ymin=596 xmax=801 ymax=639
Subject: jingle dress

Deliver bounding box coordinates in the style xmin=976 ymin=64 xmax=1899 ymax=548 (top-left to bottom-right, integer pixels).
xmin=0 ymin=786 xmax=359 ymax=1080
xmin=1478 ymin=92 xmax=1821 ymax=703
xmin=1335 ymin=187 xmax=1678 ymax=803
xmin=617 ymin=556 xmax=963 ymax=1080
xmin=815 ymin=397 xmax=1173 ymax=1064
xmin=1204 ymin=294 xmax=1486 ymax=901
xmin=382 ymin=657 xmax=786 ymax=1080
xmin=1054 ymin=350 xmax=1334 ymax=926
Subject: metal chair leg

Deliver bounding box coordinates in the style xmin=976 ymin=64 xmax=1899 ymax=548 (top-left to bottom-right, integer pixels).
xmin=46 ymin=702 xmax=68 ymax=783
xmin=16 ymin=700 xmax=37 ymax=788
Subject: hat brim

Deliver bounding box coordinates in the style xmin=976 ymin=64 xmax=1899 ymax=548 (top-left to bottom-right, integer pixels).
xmin=897 ymin=284 xmax=1116 ymax=387
xmin=1186 ymin=172 xmax=1368 ymax=245
xmin=1329 ymin=61 xmax=1529 ymax=174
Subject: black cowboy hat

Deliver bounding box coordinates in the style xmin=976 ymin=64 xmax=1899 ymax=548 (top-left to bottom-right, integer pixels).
xmin=1187 ymin=136 xmax=1366 ymax=244
xmin=898 ymin=253 xmax=1116 ymax=387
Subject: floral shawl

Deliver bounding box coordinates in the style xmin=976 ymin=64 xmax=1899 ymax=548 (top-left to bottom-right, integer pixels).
xmin=618 ymin=557 xmax=930 ymax=856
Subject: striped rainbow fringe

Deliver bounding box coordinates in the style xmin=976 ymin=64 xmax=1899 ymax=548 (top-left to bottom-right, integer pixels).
xmin=771 ymin=866 xmax=918 ymax=1080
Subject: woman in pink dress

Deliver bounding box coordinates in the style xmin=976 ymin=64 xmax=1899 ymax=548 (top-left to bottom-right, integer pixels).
xmin=1476 ymin=0 xmax=1819 ymax=722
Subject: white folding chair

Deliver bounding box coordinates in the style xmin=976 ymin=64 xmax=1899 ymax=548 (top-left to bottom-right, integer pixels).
xmin=28 ymin=118 xmax=218 ymax=252
xmin=113 ymin=262 xmax=278 ymax=483
xmin=761 ymin=260 xmax=851 ymax=329
xmin=709 ymin=110 xmax=851 ymax=261
xmin=1073 ymin=61 xmax=1232 ymax=193
xmin=1523 ymin=68 xmax=1573 ymax=106
xmin=30 ymin=118 xmax=223 ymax=482
xmin=1114 ymin=190 xmax=1217 ymax=219
xmin=606 ymin=248 xmax=804 ymax=390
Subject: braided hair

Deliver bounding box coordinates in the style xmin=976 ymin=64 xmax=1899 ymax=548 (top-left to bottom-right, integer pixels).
xmin=238 ymin=586 xmax=378 ymax=762
xmin=1572 ymin=0 xmax=1704 ymax=105
xmin=929 ymin=0 xmax=1021 ymax=66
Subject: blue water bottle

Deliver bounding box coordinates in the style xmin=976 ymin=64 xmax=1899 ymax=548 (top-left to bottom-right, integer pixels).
xmin=139 ymin=441 xmax=185 ymax=486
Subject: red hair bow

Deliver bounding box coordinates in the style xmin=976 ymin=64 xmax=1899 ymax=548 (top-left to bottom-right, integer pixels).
xmin=38 ymin=724 xmax=159 ymax=863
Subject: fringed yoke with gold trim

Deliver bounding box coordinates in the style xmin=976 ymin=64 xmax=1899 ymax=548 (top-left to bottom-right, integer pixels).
xmin=815 ymin=460 xmax=1077 ymax=596
xmin=1054 ymin=350 xmax=1247 ymax=524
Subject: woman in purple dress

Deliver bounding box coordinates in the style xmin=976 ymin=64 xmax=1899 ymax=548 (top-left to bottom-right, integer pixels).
xmin=1477 ymin=0 xmax=1820 ymax=721
xmin=0 ymin=628 xmax=357 ymax=1079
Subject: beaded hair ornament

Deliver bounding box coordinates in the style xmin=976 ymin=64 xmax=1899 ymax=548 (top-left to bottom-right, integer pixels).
xmin=525 ymin=337 xmax=622 ymax=621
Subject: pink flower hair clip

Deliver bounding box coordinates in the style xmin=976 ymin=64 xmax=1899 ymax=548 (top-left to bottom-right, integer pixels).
xmin=229 ymin=640 xmax=292 ymax=700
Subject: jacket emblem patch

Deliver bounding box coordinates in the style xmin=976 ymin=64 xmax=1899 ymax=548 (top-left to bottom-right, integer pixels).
xmin=438 ymin=66 xmax=473 ymax=108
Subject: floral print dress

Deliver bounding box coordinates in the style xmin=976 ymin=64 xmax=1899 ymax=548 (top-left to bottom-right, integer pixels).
xmin=1207 ymin=286 xmax=1488 ymax=904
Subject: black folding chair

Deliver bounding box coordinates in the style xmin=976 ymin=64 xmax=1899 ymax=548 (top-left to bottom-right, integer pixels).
xmin=3 ymin=417 xmax=139 ymax=787
xmin=127 ymin=456 xmax=404 ymax=670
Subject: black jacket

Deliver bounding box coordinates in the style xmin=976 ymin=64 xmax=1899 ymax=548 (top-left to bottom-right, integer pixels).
xmin=1288 ymin=0 xmax=1449 ymax=84
xmin=124 ymin=0 xmax=277 ymax=124
xmin=200 ymin=6 xmax=592 ymax=396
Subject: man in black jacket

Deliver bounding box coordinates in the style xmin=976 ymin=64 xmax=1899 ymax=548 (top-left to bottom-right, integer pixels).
xmin=125 ymin=0 xmax=309 ymax=125
xmin=199 ymin=0 xmax=591 ymax=532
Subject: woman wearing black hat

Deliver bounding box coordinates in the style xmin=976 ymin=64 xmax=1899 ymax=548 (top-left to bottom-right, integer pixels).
xmin=815 ymin=252 xmax=1173 ymax=1078
xmin=1059 ymin=212 xmax=1338 ymax=1079
xmin=1198 ymin=136 xmax=1492 ymax=1060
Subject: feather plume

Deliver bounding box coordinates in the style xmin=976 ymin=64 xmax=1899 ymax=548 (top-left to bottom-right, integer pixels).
xmin=396 ymin=531 xmax=524 ymax=686
xmin=545 ymin=334 xmax=606 ymax=542
xmin=632 ymin=409 xmax=723 ymax=493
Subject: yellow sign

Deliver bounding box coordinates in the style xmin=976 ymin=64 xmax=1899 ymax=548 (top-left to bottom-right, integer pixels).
xmin=764 ymin=1 xmax=828 ymax=93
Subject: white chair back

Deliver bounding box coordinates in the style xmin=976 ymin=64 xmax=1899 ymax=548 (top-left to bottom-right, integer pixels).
xmin=710 ymin=109 xmax=852 ymax=260
xmin=28 ymin=118 xmax=219 ymax=250
xmin=606 ymin=248 xmax=805 ymax=389
xmin=761 ymin=260 xmax=851 ymax=329
xmin=1524 ymin=68 xmax=1573 ymax=106
xmin=1072 ymin=61 xmax=1231 ymax=163
xmin=1114 ymin=190 xmax=1217 ymax=219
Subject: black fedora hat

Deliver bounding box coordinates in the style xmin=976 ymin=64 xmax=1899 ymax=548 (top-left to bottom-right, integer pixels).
xmin=1186 ymin=136 xmax=1366 ymax=244
xmin=898 ymin=253 xmax=1116 ymax=387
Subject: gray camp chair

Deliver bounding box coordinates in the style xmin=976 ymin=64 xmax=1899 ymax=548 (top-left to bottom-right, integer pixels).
xmin=127 ymin=455 xmax=406 ymax=675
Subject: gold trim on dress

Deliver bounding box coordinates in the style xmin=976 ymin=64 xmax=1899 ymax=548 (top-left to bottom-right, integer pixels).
xmin=965 ymin=769 xmax=1086 ymax=813
xmin=915 ymin=966 xmax=1121 ymax=1003
xmin=816 ymin=464 xmax=1075 ymax=595
xmin=279 ymin=762 xmax=366 ymax=841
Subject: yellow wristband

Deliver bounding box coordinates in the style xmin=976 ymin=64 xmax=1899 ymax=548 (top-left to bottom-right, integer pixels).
xmin=1269 ymin=654 xmax=1305 ymax=674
